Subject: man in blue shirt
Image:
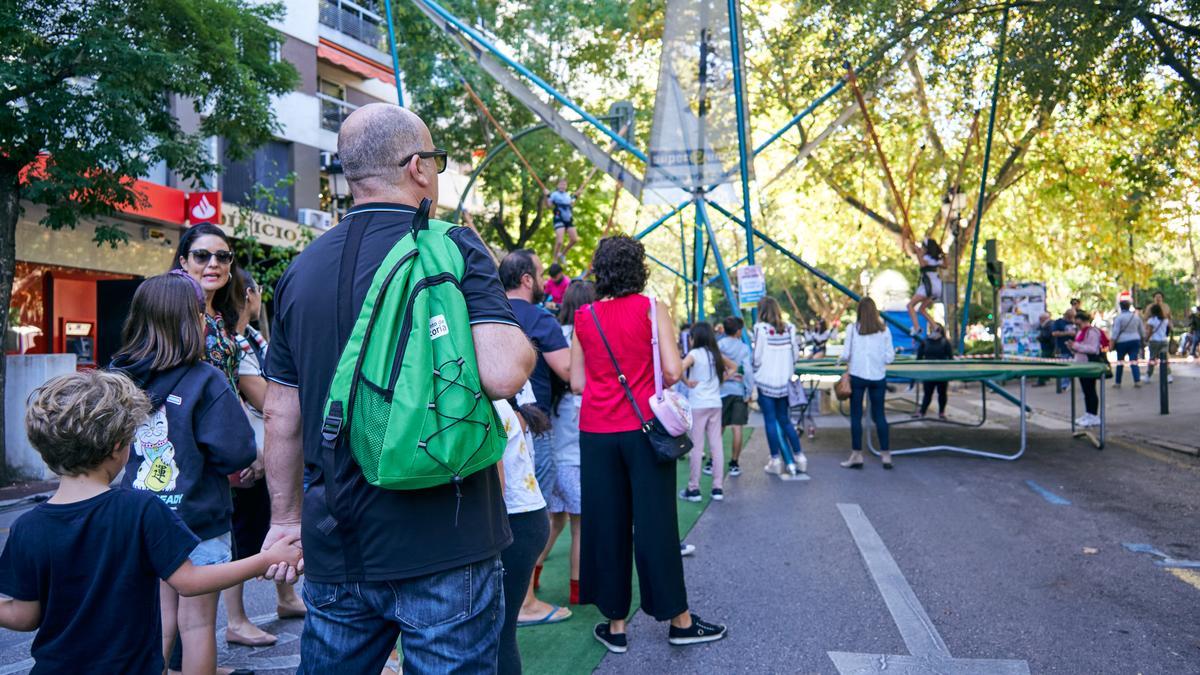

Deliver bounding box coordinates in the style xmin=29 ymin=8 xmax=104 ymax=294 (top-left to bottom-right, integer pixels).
xmin=500 ymin=249 xmax=570 ymax=492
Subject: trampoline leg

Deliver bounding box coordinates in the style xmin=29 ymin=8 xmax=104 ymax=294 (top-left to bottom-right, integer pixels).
xmin=1017 ymin=376 xmax=1027 ymax=458
xmin=1099 ymin=371 xmax=1106 ymax=449
xmin=1070 ymin=378 xmax=1076 ymax=435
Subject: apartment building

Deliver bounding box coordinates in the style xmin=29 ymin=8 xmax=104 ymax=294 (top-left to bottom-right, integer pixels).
xmin=9 ymin=0 xmax=477 ymax=368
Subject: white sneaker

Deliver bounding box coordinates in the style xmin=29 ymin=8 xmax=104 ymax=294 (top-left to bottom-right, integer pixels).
xmin=764 ymin=457 xmax=783 ymax=475
xmin=1168 ymin=375 xmax=1174 ymax=384
xmin=1081 ymin=414 xmax=1101 ymax=427
xmin=795 ymin=454 xmax=808 ymax=473
xmin=1074 ymin=415 xmax=1090 ymax=426
xmin=680 ymin=543 xmax=696 ymax=557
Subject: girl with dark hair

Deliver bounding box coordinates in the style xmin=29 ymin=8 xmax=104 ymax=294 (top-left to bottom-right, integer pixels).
xmin=1145 ymin=303 xmax=1172 ymax=383
xmin=680 ymin=322 xmax=735 ymax=502
xmin=839 ymin=297 xmax=895 ymax=469
xmin=907 ymin=238 xmax=945 ymax=336
xmin=752 ymin=296 xmax=805 ymax=477
xmin=537 ymin=281 xmax=597 ymax=606
xmin=171 ymin=223 xmax=245 ymax=390
xmin=570 ymin=235 xmax=726 ymax=653
xmin=108 ymin=273 xmax=256 ymax=675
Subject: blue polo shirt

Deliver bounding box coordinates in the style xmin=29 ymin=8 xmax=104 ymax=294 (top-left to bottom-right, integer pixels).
xmin=509 ymin=298 xmax=569 ymax=413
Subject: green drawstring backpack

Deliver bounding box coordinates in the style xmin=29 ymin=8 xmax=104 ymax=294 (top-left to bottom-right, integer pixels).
xmin=321 ymin=199 xmax=505 ymax=494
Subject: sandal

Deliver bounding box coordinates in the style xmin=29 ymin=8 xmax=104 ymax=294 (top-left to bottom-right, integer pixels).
xmin=517 ymin=605 xmax=572 ymax=628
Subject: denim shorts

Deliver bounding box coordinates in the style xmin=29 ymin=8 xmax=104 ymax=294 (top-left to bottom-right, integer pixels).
xmin=188 ymin=532 xmax=233 ymax=566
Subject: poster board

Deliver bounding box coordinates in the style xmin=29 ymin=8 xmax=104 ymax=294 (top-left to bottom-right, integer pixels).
xmin=998 ymin=282 xmax=1046 ymax=356
xmin=736 ymin=265 xmax=765 ymax=308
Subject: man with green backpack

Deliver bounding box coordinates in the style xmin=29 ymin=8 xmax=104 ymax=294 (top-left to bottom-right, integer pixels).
xmin=260 ymin=104 xmax=535 ymax=674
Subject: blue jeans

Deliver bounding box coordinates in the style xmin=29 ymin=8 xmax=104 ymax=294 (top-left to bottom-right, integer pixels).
xmin=1113 ymin=339 xmax=1141 ymax=384
xmin=849 ymin=376 xmax=889 ymax=451
xmin=758 ymin=391 xmax=800 ymax=465
xmin=299 ymin=556 xmax=504 ymax=674
xmin=532 ymin=431 xmax=557 ymax=495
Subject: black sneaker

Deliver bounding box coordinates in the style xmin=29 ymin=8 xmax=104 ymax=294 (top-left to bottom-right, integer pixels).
xmin=668 ymin=613 xmax=727 ymax=645
xmin=711 ymin=488 xmax=724 ymax=501
xmin=595 ymin=622 xmax=628 ymax=653
xmin=702 ymin=458 xmax=713 ymax=475
xmin=678 ymin=488 xmax=702 ymax=503
xmin=728 ymin=460 xmax=741 ymax=477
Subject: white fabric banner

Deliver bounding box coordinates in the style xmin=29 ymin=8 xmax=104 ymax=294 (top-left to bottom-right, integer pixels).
xmin=643 ymin=0 xmax=751 ymax=204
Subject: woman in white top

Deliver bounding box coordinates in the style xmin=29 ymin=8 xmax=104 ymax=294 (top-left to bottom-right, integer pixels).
xmin=907 ymin=238 xmax=945 ymax=336
xmin=752 ymin=297 xmax=806 ymax=478
xmin=838 ymin=297 xmax=896 ymax=469
xmin=1145 ymin=303 xmax=1172 ymax=382
xmin=495 ymin=396 xmax=570 ymax=673
xmin=680 ymin=322 xmax=735 ymax=502
xmin=1109 ymin=299 xmax=1144 ymax=387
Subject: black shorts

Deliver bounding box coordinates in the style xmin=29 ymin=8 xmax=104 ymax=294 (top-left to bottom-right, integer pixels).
xmin=554 ymin=217 xmax=574 ymax=230
xmin=721 ymin=395 xmax=749 ymax=426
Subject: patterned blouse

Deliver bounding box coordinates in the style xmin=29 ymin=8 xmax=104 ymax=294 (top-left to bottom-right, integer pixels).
xmin=204 ymin=313 xmax=240 ymax=391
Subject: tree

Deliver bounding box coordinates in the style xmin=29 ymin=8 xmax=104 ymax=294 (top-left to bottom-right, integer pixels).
xmin=0 ymin=0 xmax=297 ymax=475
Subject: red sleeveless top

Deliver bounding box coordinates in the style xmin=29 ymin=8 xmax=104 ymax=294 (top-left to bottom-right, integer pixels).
xmin=574 ymin=294 xmax=656 ymax=433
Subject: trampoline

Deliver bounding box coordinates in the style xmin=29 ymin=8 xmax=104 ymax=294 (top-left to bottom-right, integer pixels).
xmin=792 ymin=358 xmax=1108 ymax=460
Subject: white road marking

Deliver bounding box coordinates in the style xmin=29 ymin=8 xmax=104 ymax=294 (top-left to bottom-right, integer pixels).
xmin=829 ymin=503 xmax=1031 ymax=674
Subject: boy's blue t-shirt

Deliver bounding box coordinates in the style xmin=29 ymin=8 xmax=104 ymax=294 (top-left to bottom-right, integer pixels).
xmin=0 ymin=488 xmax=198 ymax=675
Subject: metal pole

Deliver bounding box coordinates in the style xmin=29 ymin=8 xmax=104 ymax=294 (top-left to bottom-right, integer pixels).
xmin=634 ymin=199 xmax=693 ymax=241
xmin=727 ymin=0 xmax=755 ymax=270
xmin=698 ymin=200 xmax=740 ymax=326
xmin=381 ymin=0 xmax=405 ymax=106
xmin=694 ymin=198 xmax=706 ymax=321
xmin=647 ymin=253 xmax=691 ymax=284
xmin=1159 ymin=344 xmax=1169 ymax=414
xmin=959 ymin=6 xmax=1009 ymax=354
xmin=415 ymin=0 xmax=645 ymax=161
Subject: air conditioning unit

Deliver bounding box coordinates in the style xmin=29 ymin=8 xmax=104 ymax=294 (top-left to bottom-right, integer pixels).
xmin=299 ymin=208 xmax=333 ymax=230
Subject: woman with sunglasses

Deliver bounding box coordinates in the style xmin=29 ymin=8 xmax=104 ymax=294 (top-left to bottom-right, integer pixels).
xmin=171 ymin=224 xmax=245 ymax=391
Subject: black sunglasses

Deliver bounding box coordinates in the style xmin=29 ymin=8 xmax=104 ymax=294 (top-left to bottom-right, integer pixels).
xmin=189 ymin=249 xmax=234 ymax=265
xmin=400 ymin=149 xmax=448 ymax=174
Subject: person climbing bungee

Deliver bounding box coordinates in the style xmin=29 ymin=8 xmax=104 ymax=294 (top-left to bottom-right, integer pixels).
xmin=546 ymin=178 xmax=580 ymax=264
xmin=907 ymin=237 xmax=945 ymax=336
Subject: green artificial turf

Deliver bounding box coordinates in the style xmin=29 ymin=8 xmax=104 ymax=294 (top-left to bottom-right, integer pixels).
xmin=516 ymin=427 xmax=753 ymax=675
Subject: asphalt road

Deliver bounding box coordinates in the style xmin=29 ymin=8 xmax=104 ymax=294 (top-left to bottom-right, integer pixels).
xmin=1 ymin=396 xmax=1198 ymax=674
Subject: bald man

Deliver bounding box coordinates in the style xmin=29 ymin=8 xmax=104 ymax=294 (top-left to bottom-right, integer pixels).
xmin=260 ymin=104 xmax=535 ymax=673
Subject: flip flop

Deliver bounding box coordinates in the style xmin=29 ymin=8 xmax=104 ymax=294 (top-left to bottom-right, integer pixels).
xmin=517 ymin=605 xmax=572 ymax=628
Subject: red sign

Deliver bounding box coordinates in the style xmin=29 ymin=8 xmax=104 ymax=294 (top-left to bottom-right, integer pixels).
xmin=187 ymin=191 xmax=222 ymax=224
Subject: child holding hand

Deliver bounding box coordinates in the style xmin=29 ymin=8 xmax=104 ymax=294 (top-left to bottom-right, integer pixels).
xmin=0 ymin=370 xmax=301 ymax=674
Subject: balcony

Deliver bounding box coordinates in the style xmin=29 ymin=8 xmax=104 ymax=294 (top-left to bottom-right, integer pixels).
xmin=319 ymin=0 xmax=388 ymax=52
xmin=318 ymin=92 xmax=358 ymax=133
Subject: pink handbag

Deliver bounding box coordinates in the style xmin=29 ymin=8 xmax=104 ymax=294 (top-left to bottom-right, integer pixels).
xmin=646 ymin=296 xmax=693 ymax=436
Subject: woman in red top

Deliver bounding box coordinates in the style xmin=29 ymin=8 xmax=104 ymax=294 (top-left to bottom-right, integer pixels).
xmin=570 ymin=236 xmax=727 ymax=653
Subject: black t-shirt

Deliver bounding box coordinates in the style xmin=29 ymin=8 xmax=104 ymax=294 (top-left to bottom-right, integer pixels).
xmin=509 ymin=298 xmax=569 ymax=413
xmin=266 ymin=202 xmax=518 ymax=583
xmin=0 ymin=489 xmax=197 ymax=675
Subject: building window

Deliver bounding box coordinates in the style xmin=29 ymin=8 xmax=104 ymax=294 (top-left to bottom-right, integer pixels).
xmin=269 ymin=40 xmax=282 ymax=64
xmin=221 ymin=139 xmax=295 ymax=220
xmin=319 ymin=0 xmax=387 ymax=51
xmin=318 ymin=78 xmax=358 ymax=133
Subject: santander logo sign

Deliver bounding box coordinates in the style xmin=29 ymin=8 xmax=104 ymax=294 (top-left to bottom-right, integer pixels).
xmin=186 ymin=191 xmax=222 ymax=224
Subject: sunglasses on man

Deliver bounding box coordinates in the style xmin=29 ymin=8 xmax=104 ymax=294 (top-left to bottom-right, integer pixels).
xmin=189 ymin=249 xmax=235 ymax=265
xmin=400 ymin=149 xmax=448 ymax=174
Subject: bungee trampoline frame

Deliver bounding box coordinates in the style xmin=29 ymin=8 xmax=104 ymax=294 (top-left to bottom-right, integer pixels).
xmin=793 ymin=359 xmax=1108 ymax=460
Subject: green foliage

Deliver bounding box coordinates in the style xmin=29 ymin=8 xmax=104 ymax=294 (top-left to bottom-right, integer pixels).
xmin=229 ymin=174 xmax=309 ymax=303
xmin=0 ymin=0 xmax=298 ymax=242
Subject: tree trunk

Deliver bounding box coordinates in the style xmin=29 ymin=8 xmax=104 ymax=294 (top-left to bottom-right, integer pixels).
xmin=0 ymin=173 xmax=20 ymax=480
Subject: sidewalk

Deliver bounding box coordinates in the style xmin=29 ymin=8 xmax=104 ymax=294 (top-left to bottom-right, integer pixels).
xmin=990 ymin=359 xmax=1199 ymax=456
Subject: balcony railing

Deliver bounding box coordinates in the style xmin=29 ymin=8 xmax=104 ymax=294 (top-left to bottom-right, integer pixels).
xmin=317 ymin=92 xmax=359 ymax=133
xmin=319 ymin=0 xmax=388 ymax=52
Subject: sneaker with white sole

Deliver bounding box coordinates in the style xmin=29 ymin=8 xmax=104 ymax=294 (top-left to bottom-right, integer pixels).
xmin=763 ymin=457 xmax=783 ymax=475
xmin=728 ymin=461 xmax=741 ymax=477
xmin=702 ymin=458 xmax=713 ymax=475
xmin=796 ymin=453 xmax=808 ymax=473
xmin=594 ymin=623 xmax=628 ymax=653
xmin=711 ymin=488 xmax=724 ymax=501
xmin=668 ymin=613 xmax=727 ymax=646
xmin=678 ymin=488 xmax=702 ymax=503
xmin=680 ymin=543 xmax=696 ymax=557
